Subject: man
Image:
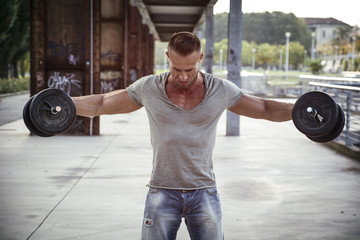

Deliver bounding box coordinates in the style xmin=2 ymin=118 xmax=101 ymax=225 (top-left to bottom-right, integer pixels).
xmin=73 ymin=32 xmax=294 ymax=240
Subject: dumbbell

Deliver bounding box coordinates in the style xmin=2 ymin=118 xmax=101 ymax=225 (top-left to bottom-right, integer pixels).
xmin=23 ymin=88 xmax=76 ymax=137
xmin=292 ymin=91 xmax=345 ymax=142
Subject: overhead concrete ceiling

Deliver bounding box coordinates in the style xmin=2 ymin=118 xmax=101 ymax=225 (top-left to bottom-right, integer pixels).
xmin=132 ymin=0 xmax=218 ymax=41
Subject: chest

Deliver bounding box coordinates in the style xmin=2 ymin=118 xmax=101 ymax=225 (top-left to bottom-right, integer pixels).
xmin=167 ymin=89 xmax=205 ymax=110
xmin=144 ymin=79 xmax=226 ymax=127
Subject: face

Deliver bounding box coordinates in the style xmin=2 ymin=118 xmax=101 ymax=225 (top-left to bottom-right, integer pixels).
xmin=166 ymin=49 xmax=204 ymax=89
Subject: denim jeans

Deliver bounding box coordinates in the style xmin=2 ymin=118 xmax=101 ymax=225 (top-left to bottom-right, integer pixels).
xmin=141 ymin=187 xmax=224 ymax=240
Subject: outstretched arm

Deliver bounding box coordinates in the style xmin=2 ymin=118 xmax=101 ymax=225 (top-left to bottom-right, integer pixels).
xmin=72 ymin=89 xmax=142 ymax=117
xmin=229 ymin=94 xmax=294 ymax=122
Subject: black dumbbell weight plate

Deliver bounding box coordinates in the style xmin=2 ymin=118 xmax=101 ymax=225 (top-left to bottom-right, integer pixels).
xmin=307 ymin=104 xmax=345 ymax=143
xmin=23 ymin=96 xmax=54 ymax=137
xmin=292 ymin=91 xmax=339 ymax=137
xmin=29 ymin=88 xmax=76 ymax=135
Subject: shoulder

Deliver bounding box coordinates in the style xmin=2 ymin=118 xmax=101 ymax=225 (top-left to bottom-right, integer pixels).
xmin=201 ymin=72 xmax=238 ymax=91
xmin=201 ymin=72 xmax=243 ymax=107
xmin=202 ymin=72 xmax=221 ymax=86
xmin=128 ymin=72 xmax=170 ymax=90
xmin=126 ymin=72 xmax=170 ymax=105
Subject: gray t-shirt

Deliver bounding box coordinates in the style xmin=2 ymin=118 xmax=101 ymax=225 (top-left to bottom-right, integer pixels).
xmin=126 ymin=72 xmax=243 ymax=189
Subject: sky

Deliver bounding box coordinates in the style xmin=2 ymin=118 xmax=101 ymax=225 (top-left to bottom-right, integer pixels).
xmin=214 ymin=0 xmax=360 ymax=27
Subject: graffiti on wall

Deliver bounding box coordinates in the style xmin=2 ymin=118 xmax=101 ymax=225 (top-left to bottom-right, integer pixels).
xmin=101 ymin=50 xmax=122 ymax=64
xmin=68 ymin=54 xmax=80 ymax=66
xmin=48 ymin=33 xmax=85 ymax=63
xmin=48 ymin=72 xmax=81 ymax=95
xmin=36 ymin=71 xmax=45 ymax=87
xmin=100 ymin=71 xmax=120 ymax=93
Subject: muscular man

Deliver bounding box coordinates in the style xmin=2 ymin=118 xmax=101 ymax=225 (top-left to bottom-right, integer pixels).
xmin=73 ymin=32 xmax=294 ymax=240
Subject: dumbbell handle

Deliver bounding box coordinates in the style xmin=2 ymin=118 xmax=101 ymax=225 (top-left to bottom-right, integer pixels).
xmin=307 ymin=107 xmax=324 ymax=122
xmin=44 ymin=101 xmax=62 ymax=114
xmin=51 ymin=106 xmax=62 ymax=114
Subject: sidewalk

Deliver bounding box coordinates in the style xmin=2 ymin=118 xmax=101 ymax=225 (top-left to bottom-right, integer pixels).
xmin=0 ymin=91 xmax=29 ymax=125
xmin=0 ymin=108 xmax=360 ymax=240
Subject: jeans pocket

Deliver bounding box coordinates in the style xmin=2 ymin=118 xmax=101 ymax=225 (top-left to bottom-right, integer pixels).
xmin=148 ymin=187 xmax=162 ymax=194
xmin=205 ymin=187 xmax=218 ymax=196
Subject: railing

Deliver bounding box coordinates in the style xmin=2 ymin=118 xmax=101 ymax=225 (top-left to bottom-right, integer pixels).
xmin=239 ymin=72 xmax=303 ymax=97
xmin=300 ymin=76 xmax=360 ymax=153
xmin=234 ymin=72 xmax=360 ymax=154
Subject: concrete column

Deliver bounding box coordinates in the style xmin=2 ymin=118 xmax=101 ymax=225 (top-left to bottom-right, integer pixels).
xmin=205 ymin=6 xmax=214 ymax=74
xmin=226 ymin=0 xmax=242 ymax=136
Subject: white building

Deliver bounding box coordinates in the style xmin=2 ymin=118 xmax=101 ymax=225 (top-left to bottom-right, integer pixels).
xmin=303 ymin=17 xmax=351 ymax=52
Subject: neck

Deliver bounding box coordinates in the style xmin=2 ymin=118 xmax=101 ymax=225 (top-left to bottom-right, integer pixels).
xmin=165 ymin=72 xmax=206 ymax=110
xmin=169 ymin=72 xmax=203 ymax=94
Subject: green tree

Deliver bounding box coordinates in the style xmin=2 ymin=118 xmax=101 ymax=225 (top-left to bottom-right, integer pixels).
xmin=213 ymin=12 xmax=228 ymax=42
xmin=213 ymin=38 xmax=228 ymax=64
xmin=197 ymin=12 xmax=228 ymax=42
xmin=0 ymin=1 xmax=18 ymax=43
xmin=198 ymin=11 xmax=311 ymax=53
xmin=256 ymin=43 xmax=278 ymax=68
xmin=280 ymin=42 xmax=305 ymax=69
xmin=0 ymin=0 xmax=30 ymax=79
xmin=290 ymin=42 xmax=305 ymax=69
xmin=154 ymin=41 xmax=168 ymax=66
xmin=242 ymin=12 xmax=311 ymax=50
xmin=241 ymin=40 xmax=256 ymax=66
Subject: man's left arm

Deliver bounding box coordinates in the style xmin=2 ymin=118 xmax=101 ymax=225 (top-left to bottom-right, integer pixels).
xmin=228 ymin=94 xmax=294 ymax=122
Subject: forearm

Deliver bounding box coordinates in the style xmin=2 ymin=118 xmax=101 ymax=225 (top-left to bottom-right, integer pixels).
xmin=263 ymin=99 xmax=294 ymax=122
xmin=72 ymin=94 xmax=104 ymax=117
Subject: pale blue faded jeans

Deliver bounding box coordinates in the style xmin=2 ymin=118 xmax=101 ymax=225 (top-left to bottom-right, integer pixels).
xmin=141 ymin=187 xmax=224 ymax=240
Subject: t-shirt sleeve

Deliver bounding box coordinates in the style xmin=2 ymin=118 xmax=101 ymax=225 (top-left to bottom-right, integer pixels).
xmin=223 ymin=79 xmax=244 ymax=108
xmin=126 ymin=77 xmax=146 ymax=106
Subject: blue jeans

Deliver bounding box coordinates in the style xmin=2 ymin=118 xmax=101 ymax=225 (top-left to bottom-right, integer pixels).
xmin=141 ymin=187 xmax=224 ymax=240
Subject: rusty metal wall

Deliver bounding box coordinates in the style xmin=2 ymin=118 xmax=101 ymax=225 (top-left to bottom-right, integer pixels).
xmin=30 ymin=0 xmax=155 ymax=135
xmin=100 ymin=0 xmax=124 ymax=92
xmin=30 ymin=0 xmax=94 ymax=135
xmin=125 ymin=4 xmax=155 ymax=87
xmin=126 ymin=5 xmax=142 ymax=86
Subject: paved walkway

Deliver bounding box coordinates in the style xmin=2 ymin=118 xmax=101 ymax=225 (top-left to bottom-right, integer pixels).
xmin=0 ymin=91 xmax=29 ymax=125
xmin=0 ymin=102 xmax=360 ymax=240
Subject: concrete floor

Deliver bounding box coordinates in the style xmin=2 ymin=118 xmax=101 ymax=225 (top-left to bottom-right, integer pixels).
xmin=0 ymin=105 xmax=360 ymax=240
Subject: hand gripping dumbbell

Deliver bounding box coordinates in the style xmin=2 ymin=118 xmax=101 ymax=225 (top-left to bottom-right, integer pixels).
xmin=23 ymin=88 xmax=76 ymax=137
xmin=292 ymin=91 xmax=345 ymax=142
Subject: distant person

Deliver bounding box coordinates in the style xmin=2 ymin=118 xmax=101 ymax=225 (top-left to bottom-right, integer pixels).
xmin=72 ymin=31 xmax=294 ymax=240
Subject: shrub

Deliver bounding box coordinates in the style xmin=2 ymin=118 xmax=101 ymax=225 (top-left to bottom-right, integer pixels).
xmin=309 ymin=60 xmax=324 ymax=75
xmin=0 ymin=77 xmax=30 ymax=94
xmin=343 ymin=60 xmax=349 ymax=71
xmin=355 ymin=58 xmax=359 ymax=71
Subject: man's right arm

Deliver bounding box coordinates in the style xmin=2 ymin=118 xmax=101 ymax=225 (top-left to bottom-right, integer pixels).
xmin=72 ymin=89 xmax=142 ymax=117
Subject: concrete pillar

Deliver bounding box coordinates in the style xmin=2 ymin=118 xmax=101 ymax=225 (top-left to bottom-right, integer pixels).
xmin=205 ymin=6 xmax=214 ymax=74
xmin=226 ymin=0 xmax=242 ymax=136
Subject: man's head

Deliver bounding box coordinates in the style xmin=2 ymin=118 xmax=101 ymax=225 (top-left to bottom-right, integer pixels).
xmin=167 ymin=31 xmax=202 ymax=57
xmin=166 ymin=32 xmax=204 ymax=89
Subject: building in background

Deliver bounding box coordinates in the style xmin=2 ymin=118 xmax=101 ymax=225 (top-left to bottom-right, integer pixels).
xmin=302 ymin=17 xmax=359 ymax=73
xmin=302 ymin=17 xmax=351 ymax=56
